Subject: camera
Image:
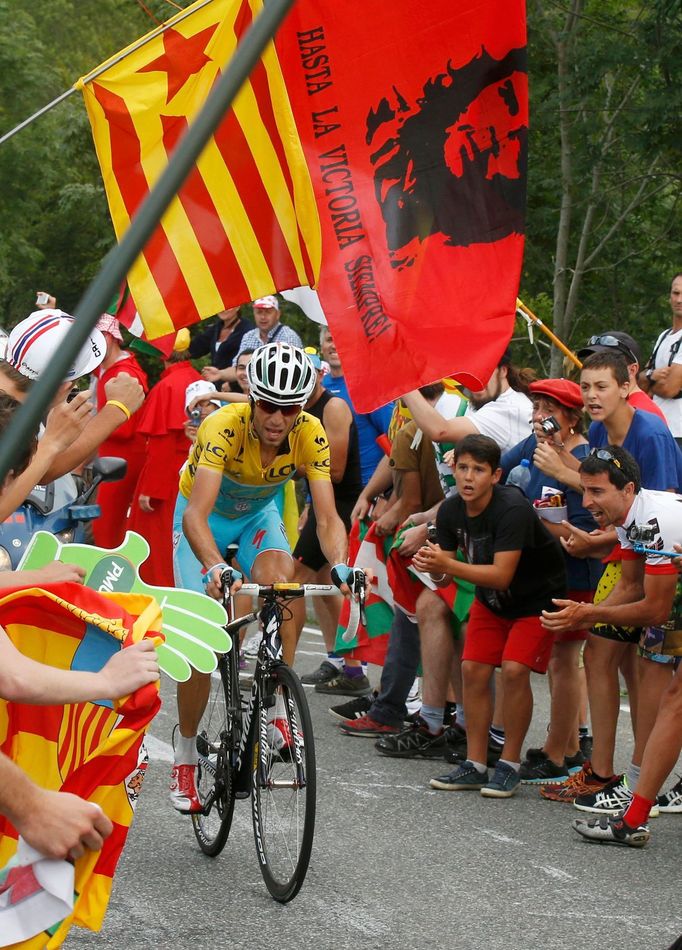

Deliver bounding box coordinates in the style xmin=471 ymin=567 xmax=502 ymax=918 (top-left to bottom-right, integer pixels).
xmin=35 ymin=291 xmax=50 ymax=307
xmin=188 ymin=408 xmax=202 ymax=426
xmin=426 ymin=522 xmax=438 ymax=543
xmin=628 ymin=524 xmax=657 ymax=544
xmin=66 ymin=386 xmax=80 ymax=403
xmin=539 ymin=415 xmax=561 ymax=436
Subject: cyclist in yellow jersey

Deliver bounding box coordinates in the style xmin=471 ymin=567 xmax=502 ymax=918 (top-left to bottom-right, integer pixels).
xmin=170 ymin=343 xmax=366 ymax=812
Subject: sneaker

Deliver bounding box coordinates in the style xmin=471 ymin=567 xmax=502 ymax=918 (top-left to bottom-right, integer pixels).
xmin=656 ymin=775 xmax=682 ymax=813
xmin=579 ymin=733 xmax=593 ymax=760
xmin=375 ymin=717 xmax=447 ymax=759
xmin=300 ymin=660 xmax=341 ymax=686
xmin=574 ymin=776 xmax=660 ymax=818
xmin=314 ymin=672 xmax=372 ymax=696
xmin=565 ymin=749 xmax=585 ymax=774
xmin=540 ymin=762 xmax=613 ymax=803
xmin=328 ymin=693 xmax=376 ymax=722
xmin=444 ymin=735 xmax=503 ymax=768
xmin=444 ymin=722 xmax=468 ymax=760
xmin=481 ymin=761 xmax=521 ymax=798
xmin=572 ymin=814 xmax=650 ymax=848
xmin=267 ymin=717 xmax=297 ymax=752
xmin=430 ymin=760 xmax=489 ymax=791
xmin=340 ymin=715 xmax=400 ymax=738
xmin=169 ymin=764 xmax=202 ymax=814
xmin=242 ymin=632 xmax=262 ymax=657
xmin=519 ymin=752 xmax=568 ymax=785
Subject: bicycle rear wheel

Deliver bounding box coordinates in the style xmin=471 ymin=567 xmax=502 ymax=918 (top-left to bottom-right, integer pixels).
xmin=251 ymin=664 xmax=316 ymax=902
xmin=191 ymin=654 xmax=238 ymax=856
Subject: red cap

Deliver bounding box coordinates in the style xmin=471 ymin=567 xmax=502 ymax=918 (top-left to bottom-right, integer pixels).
xmin=529 ymin=378 xmax=583 ymax=409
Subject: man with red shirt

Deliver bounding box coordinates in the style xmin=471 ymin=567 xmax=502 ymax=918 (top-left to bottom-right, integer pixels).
xmin=127 ymin=331 xmax=200 ymax=586
xmin=92 ymin=314 xmax=148 ymax=548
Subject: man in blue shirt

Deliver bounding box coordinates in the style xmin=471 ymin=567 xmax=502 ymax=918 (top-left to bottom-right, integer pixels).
xmin=319 ymin=326 xmax=393 ymax=486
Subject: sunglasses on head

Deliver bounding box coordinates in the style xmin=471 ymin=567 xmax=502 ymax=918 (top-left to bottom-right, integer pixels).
xmin=253 ymin=398 xmax=301 ymax=417
xmin=589 ymin=447 xmax=622 ymax=469
xmin=586 ymin=335 xmax=636 ymax=364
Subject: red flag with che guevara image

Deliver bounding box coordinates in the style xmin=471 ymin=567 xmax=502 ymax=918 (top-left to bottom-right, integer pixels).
xmin=277 ymin=1 xmax=528 ymax=411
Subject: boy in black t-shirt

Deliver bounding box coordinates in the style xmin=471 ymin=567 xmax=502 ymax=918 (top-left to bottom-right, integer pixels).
xmin=413 ymin=434 xmax=566 ymax=798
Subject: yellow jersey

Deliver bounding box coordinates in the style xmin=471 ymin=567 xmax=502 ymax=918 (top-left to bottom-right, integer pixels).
xmin=178 ymin=403 xmax=331 ymax=519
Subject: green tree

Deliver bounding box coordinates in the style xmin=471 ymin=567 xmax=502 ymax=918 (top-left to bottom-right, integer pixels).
xmin=524 ymin=0 xmax=682 ymax=371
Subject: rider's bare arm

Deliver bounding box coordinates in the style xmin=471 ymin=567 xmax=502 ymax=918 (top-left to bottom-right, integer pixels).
xmin=182 ymin=467 xmax=225 ymax=572
xmin=309 ymin=479 xmax=349 ymax=567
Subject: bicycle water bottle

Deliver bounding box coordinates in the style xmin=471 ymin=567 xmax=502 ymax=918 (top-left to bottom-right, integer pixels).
xmin=506 ymin=458 xmax=531 ymax=494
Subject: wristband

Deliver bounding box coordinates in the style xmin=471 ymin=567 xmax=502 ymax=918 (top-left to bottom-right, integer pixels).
xmin=331 ymin=563 xmax=352 ymax=589
xmin=202 ymin=562 xmax=230 ymax=587
xmin=106 ymin=399 xmax=132 ymax=421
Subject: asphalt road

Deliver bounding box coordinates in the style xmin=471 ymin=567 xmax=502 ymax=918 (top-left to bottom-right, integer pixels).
xmin=67 ymin=625 xmax=681 ymax=950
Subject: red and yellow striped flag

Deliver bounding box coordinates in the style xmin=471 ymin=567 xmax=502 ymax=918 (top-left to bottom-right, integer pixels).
xmin=0 ymin=583 xmax=162 ymax=948
xmin=77 ymin=0 xmax=321 ymax=341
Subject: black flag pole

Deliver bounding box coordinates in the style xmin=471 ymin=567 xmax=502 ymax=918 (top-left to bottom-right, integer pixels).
xmin=0 ymin=0 xmax=295 ymax=486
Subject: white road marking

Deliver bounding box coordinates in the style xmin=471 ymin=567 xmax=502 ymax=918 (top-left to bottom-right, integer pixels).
xmin=532 ymin=864 xmax=576 ymax=882
xmin=145 ymin=734 xmax=175 ymax=762
xmin=474 ymin=826 xmax=524 ymax=845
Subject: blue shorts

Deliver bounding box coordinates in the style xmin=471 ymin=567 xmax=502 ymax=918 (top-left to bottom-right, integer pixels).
xmin=173 ymin=494 xmax=291 ymax=593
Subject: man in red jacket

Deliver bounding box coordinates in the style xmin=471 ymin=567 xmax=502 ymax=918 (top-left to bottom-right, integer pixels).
xmin=127 ymin=331 xmax=200 ymax=586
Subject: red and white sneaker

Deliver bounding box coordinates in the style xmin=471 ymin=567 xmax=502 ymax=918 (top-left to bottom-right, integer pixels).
xmin=267 ymin=717 xmax=302 ymax=753
xmin=169 ymin=764 xmax=202 ymax=814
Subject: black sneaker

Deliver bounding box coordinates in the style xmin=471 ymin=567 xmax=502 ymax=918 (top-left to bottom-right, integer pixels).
xmin=579 ymin=733 xmax=593 ymax=760
xmin=375 ymin=717 xmax=447 ymax=758
xmin=430 ymin=760 xmax=489 ymax=791
xmin=572 ymin=814 xmax=650 ymax=848
xmin=328 ymin=692 xmax=377 ymax=723
xmin=565 ymin=749 xmax=585 ymax=774
xmin=314 ymin=672 xmax=372 ymax=696
xmin=301 ymin=660 xmax=342 ymax=686
xmin=656 ymin=774 xmax=682 ymax=813
xmin=444 ymin=722 xmax=468 ymax=759
xmin=444 ymin=735 xmax=502 ymax=768
xmin=519 ymin=752 xmax=568 ymax=785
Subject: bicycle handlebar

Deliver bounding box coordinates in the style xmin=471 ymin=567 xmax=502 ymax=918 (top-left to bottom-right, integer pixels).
xmin=220 ymin=578 xmax=367 ymax=644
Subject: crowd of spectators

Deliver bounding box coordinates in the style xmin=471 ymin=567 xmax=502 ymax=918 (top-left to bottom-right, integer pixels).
xmin=1 ymin=278 xmax=681 ymax=868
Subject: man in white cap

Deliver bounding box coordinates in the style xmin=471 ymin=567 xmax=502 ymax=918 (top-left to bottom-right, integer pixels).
xmin=232 ymin=295 xmax=304 ymax=365
xmin=1 ymin=310 xmax=145 ymax=483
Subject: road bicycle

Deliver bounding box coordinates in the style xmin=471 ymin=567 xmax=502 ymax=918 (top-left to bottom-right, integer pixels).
xmin=190 ymin=572 xmax=365 ymax=903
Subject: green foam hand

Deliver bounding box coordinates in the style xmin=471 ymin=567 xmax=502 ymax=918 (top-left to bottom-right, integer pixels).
xmin=18 ymin=531 xmax=232 ymax=682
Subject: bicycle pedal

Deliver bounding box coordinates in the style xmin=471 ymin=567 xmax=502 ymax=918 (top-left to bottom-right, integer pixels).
xmin=235 ymin=789 xmax=250 ymax=800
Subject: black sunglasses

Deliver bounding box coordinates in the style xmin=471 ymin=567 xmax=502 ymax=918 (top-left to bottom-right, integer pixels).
xmin=253 ymin=398 xmax=301 ymax=417
xmin=586 ymin=335 xmax=637 ymax=365
xmin=589 ymin=447 xmax=622 ymax=469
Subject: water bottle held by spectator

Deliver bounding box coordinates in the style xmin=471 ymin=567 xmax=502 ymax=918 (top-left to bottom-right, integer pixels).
xmin=506 ymin=457 xmax=531 ymax=493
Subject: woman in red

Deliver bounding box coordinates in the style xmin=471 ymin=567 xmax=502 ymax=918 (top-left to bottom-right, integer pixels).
xmin=126 ymin=331 xmax=200 ymax=586
xmin=92 ymin=314 xmax=149 ymax=548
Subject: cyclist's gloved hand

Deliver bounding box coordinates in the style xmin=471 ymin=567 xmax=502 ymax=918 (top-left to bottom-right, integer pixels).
xmin=203 ymin=562 xmax=243 ymax=598
xmin=331 ymin=564 xmax=365 ymax=595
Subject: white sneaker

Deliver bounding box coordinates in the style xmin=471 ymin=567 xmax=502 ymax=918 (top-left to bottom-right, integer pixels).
xmin=243 ymin=632 xmax=262 ymax=657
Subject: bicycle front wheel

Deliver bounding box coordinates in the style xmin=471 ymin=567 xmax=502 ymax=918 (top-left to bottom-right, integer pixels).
xmin=191 ymin=655 xmax=238 ymax=857
xmin=252 ymin=664 xmax=316 ymax=902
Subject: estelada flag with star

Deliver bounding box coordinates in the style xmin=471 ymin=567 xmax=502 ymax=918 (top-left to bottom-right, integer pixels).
xmin=0 ymin=583 xmax=162 ymax=948
xmin=276 ymin=0 xmax=528 ymax=410
xmin=77 ymin=0 xmax=321 ymax=342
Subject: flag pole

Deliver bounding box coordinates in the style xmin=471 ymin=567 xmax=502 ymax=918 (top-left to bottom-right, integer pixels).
xmin=0 ymin=0 xmax=295 ymax=485
xmin=516 ymin=298 xmax=582 ymax=369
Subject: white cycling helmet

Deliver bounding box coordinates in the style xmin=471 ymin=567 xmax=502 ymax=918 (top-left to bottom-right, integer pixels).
xmin=247 ymin=343 xmax=316 ymax=407
xmin=7 ymin=310 xmax=106 ymax=381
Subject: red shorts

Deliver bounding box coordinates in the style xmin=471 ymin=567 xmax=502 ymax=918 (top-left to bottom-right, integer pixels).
xmin=553 ymin=589 xmax=594 ymax=643
xmin=462 ymin=599 xmax=554 ymax=673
